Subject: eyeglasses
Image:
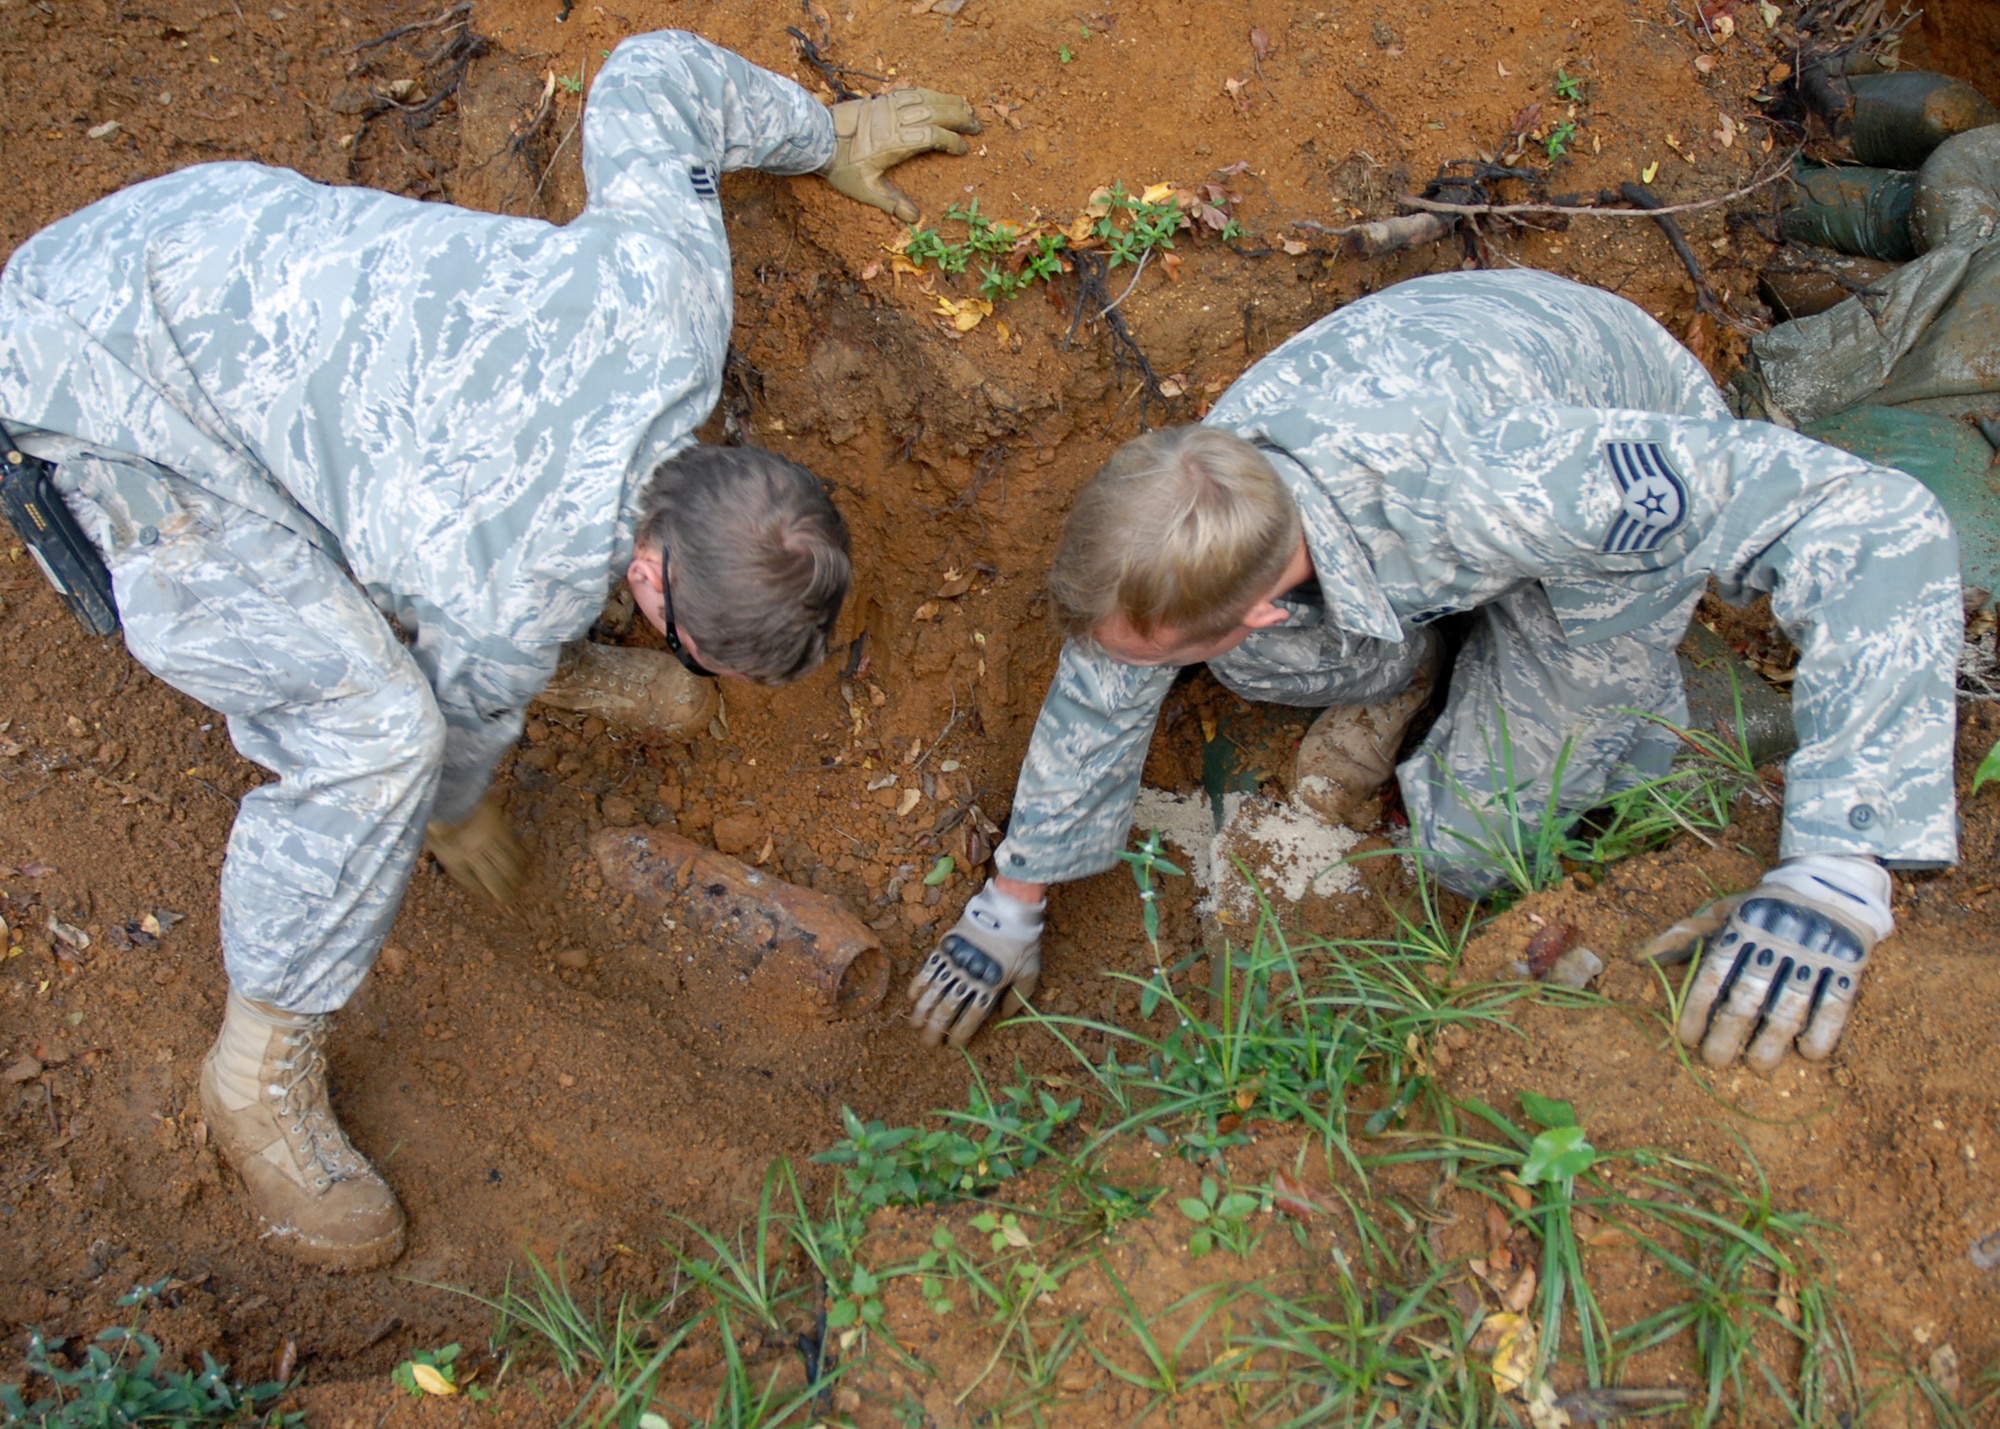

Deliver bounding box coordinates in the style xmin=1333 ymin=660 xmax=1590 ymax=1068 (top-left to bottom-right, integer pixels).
xmin=657 ymin=556 xmax=716 ymax=679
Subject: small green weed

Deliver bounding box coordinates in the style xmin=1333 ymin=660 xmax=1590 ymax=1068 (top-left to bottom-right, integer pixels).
xmin=1057 ymin=43 xmax=1073 ymax=62
xmin=2 ymin=1280 xmax=297 ymax=1428
xmin=814 ymin=1064 xmax=1080 ymax=1210
xmin=894 ymin=177 xmax=1245 ymax=305
xmin=556 ymin=71 xmax=583 ymax=95
xmin=1175 ymin=1174 xmax=1264 ymax=1257
xmin=1426 ymin=702 xmax=1760 ymax=902
xmin=1554 ymin=67 xmax=1585 ymax=102
xmin=1544 ymin=118 xmax=1579 ymax=159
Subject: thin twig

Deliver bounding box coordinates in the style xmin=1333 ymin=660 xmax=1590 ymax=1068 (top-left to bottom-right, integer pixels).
xmin=534 ymin=117 xmax=581 ymax=201
xmin=1398 ymin=159 xmax=1796 ymax=219
xmin=909 ymin=698 xmax=965 ymax=774
xmin=1096 ymin=247 xmax=1152 ymax=317
xmin=342 ymin=1 xmax=469 ymax=54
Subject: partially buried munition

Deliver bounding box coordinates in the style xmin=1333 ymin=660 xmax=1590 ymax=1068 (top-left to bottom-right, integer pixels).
xmin=594 ymin=827 xmax=889 ymax=1018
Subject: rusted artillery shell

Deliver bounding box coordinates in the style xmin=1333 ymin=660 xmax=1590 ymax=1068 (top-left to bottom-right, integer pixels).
xmin=537 ymin=641 xmax=719 ymax=737
xmin=1758 ymin=254 xmax=1901 ymax=320
xmin=593 ymin=828 xmax=888 ymax=1018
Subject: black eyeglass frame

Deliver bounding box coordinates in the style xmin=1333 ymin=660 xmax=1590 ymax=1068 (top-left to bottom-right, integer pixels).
xmin=658 ymin=556 xmax=717 ymax=679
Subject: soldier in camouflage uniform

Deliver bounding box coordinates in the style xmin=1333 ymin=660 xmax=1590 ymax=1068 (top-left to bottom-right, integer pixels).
xmin=910 ymin=270 xmax=1960 ymax=1082
xmin=0 ymin=30 xmax=976 ymax=1270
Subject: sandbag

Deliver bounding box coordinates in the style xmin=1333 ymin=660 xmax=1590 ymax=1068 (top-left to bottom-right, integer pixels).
xmin=1804 ymin=405 xmax=2000 ymax=601
xmin=1848 ymin=71 xmax=2000 ymax=169
xmin=1781 ymin=162 xmax=1917 ymax=260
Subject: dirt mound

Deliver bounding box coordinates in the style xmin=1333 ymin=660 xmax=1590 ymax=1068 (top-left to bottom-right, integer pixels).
xmin=4 ymin=0 xmax=2000 ymax=1417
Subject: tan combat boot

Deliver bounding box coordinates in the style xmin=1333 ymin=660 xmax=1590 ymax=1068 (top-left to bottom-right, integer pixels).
xmin=1294 ymin=650 xmax=1440 ymax=829
xmin=199 ymin=990 xmax=405 ymax=1272
xmin=536 ymin=641 xmax=718 ymax=737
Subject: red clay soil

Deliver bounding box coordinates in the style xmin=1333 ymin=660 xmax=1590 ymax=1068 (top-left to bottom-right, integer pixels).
xmin=3 ymin=0 xmax=1999 ymax=1420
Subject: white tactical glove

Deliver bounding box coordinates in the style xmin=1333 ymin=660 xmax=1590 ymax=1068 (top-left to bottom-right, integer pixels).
xmin=1641 ymin=854 xmax=1892 ymax=1071
xmin=907 ymin=880 xmax=1044 ymax=1048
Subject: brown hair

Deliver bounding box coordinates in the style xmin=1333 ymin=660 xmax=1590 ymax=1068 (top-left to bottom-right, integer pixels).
xmin=634 ymin=445 xmax=852 ymax=684
xmin=1048 ymin=427 xmax=1301 ymax=642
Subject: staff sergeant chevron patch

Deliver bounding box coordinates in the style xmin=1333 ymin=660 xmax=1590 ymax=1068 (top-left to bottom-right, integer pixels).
xmin=1601 ymin=440 xmax=1689 ymax=554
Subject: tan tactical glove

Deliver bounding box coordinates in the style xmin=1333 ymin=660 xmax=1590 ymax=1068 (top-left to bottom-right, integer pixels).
xmin=822 ymin=88 xmax=981 ymax=223
xmin=1641 ymin=854 xmax=1892 ymax=1071
xmin=908 ymin=880 xmax=1043 ymax=1047
xmin=424 ymin=791 xmax=526 ymax=905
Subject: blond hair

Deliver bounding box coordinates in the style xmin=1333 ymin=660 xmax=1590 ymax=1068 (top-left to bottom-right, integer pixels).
xmin=1049 ymin=427 xmax=1301 ymax=641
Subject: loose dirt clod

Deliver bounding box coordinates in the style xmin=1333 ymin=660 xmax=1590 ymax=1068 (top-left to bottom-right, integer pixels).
xmin=593 ymin=827 xmax=888 ymax=1017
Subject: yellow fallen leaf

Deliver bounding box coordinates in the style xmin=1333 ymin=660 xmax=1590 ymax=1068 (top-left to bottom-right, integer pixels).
xmin=896 ymin=787 xmax=922 ymax=818
xmin=1280 ymin=237 xmax=1308 ymax=256
xmin=1641 ymin=160 xmax=1659 ymax=182
xmin=994 ymin=318 xmax=1012 ymax=343
xmin=1758 ymin=0 xmax=1780 ymax=25
xmin=912 ymin=599 xmax=941 ymax=621
xmin=1141 ymin=181 xmax=1177 ymax=205
xmin=411 ymin=1363 xmax=457 ymax=1397
xmin=1066 ymin=211 xmax=1099 ymax=244
xmin=890 ymin=253 xmax=924 ymax=276
xmin=932 ymin=294 xmax=995 ymax=329
xmin=1473 ymin=1312 xmax=1537 ymax=1395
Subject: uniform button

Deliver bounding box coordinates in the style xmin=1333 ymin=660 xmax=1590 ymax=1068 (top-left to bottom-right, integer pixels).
xmin=137 ymin=524 xmax=159 ymax=545
xmin=1848 ymin=803 xmax=1877 ymax=830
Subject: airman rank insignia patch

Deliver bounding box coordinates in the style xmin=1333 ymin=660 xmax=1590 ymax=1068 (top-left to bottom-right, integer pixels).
xmin=1601 ymin=440 xmax=1688 ymax=554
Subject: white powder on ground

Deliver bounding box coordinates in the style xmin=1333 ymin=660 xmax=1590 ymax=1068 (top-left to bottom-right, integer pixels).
xmin=1131 ymin=786 xmax=1223 ymax=889
xmin=1130 ymin=785 xmax=1362 ymax=919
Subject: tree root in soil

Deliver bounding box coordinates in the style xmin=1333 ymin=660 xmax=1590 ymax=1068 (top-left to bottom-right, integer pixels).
xmin=342 ymin=2 xmax=489 ymax=179
xmin=785 ymin=1 xmax=884 ymax=101
xmin=1611 ymin=181 xmax=1723 ymax=317
xmin=1062 ymin=249 xmax=1173 ymax=431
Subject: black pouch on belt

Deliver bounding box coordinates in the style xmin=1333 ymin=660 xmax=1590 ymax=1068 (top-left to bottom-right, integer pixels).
xmin=0 ymin=419 xmax=120 ymax=637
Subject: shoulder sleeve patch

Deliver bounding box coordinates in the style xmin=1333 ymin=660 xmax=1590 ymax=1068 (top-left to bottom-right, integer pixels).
xmin=1601 ymin=440 xmax=1689 ymax=554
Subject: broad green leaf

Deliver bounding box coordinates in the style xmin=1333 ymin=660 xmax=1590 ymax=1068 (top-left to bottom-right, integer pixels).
xmin=1217 ymin=1194 xmax=1261 ymax=1220
xmin=1519 ymin=1125 xmax=1597 ymax=1186
xmin=1519 ymin=1091 xmax=1577 ymax=1130
xmin=1975 ymin=736 xmax=2000 ymax=795
xmin=1177 ymin=1198 xmax=1211 ymax=1222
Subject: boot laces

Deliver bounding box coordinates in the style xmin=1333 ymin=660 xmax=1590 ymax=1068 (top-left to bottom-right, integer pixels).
xmin=268 ymin=1017 xmax=370 ymax=1187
